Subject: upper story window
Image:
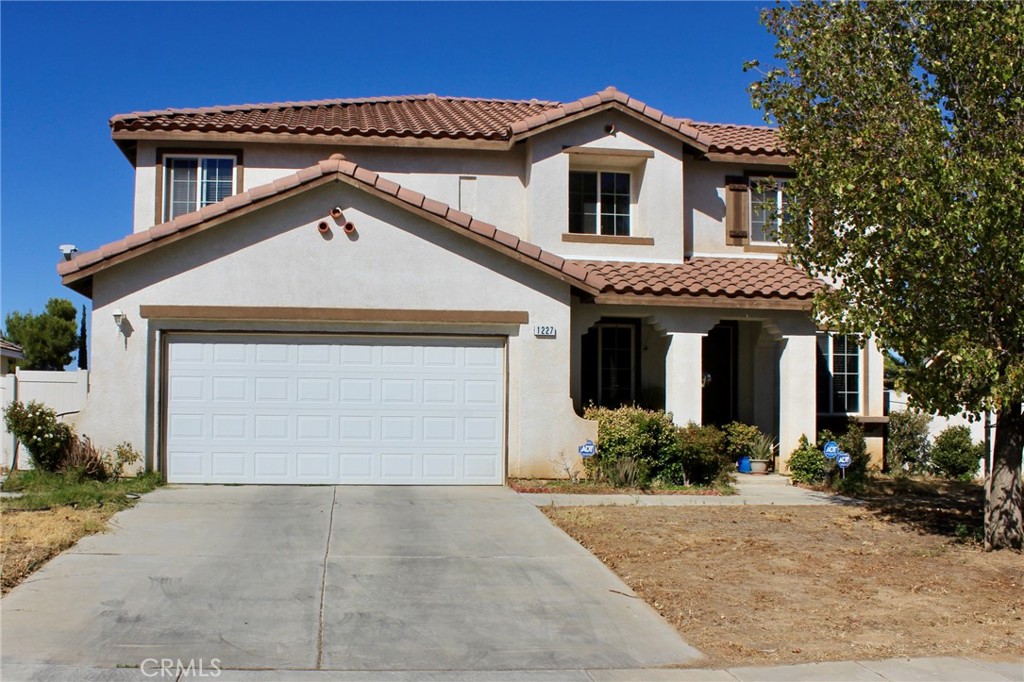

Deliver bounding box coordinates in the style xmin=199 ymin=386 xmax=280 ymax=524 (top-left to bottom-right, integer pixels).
xmin=163 ymin=155 xmax=237 ymax=221
xmin=817 ymin=333 xmax=860 ymax=414
xmin=749 ymin=176 xmax=788 ymax=243
xmin=569 ymin=170 xmax=631 ymax=236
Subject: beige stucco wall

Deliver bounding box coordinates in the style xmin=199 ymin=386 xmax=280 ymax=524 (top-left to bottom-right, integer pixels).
xmin=684 ymin=160 xmax=790 ymax=258
xmin=525 ymin=111 xmax=685 ymax=260
xmin=132 ymin=142 xmax=528 ymax=237
xmin=91 ymin=180 xmax=595 ymax=478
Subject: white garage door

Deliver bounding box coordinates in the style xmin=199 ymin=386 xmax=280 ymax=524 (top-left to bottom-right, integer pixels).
xmin=164 ymin=335 xmax=505 ymax=485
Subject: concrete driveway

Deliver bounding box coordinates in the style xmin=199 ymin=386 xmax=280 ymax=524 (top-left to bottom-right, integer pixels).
xmin=1 ymin=486 xmax=700 ymax=674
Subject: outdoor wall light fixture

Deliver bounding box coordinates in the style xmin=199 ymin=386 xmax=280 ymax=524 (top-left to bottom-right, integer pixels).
xmin=112 ymin=308 xmax=125 ymax=329
xmin=701 ymin=372 xmax=712 ymax=388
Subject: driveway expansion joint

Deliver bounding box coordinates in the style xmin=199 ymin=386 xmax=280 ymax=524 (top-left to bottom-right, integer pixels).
xmin=316 ymin=486 xmax=338 ymax=670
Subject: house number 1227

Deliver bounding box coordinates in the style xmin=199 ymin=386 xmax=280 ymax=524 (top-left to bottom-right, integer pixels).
xmin=534 ymin=325 xmax=557 ymax=338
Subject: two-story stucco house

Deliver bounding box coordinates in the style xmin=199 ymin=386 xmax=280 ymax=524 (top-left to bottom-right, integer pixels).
xmin=58 ymin=86 xmax=886 ymax=485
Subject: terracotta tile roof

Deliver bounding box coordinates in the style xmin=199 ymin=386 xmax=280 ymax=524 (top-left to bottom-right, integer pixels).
xmin=110 ymin=95 xmax=558 ymax=141
xmin=687 ymin=122 xmax=786 ymax=156
xmin=57 ymin=155 xmax=608 ymax=296
xmin=576 ymin=259 xmax=820 ymax=301
xmin=110 ymin=87 xmax=785 ymax=157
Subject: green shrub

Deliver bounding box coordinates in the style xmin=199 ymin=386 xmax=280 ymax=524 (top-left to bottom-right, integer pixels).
xmin=822 ymin=420 xmax=870 ymax=482
xmin=930 ymin=426 xmax=983 ymax=481
xmin=584 ymin=405 xmax=678 ymax=487
xmin=2 ymin=400 xmax=73 ymax=472
xmin=675 ymin=422 xmax=730 ymax=485
xmin=887 ymin=410 xmax=932 ymax=474
xmin=607 ymin=456 xmax=647 ymax=488
xmin=584 ymin=406 xmax=731 ymax=487
xmin=724 ymin=422 xmax=763 ymax=461
xmin=788 ymin=435 xmax=828 ymax=484
xmin=105 ymin=441 xmax=142 ymax=481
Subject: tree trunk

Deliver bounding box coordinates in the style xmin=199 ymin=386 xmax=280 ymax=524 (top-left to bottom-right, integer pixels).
xmin=985 ymin=402 xmax=1023 ymax=551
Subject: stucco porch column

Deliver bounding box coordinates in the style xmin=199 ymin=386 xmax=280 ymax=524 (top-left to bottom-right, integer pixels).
xmin=778 ymin=333 xmax=817 ymax=470
xmin=665 ymin=332 xmax=705 ymax=426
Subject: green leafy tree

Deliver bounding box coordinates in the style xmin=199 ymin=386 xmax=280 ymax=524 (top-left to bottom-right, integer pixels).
xmin=77 ymin=305 xmax=88 ymax=370
xmin=3 ymin=298 xmax=80 ymax=370
xmin=748 ymin=2 xmax=1023 ymax=549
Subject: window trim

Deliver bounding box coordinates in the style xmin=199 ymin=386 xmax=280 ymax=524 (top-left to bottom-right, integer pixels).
xmin=568 ymin=169 xmax=633 ymax=237
xmin=747 ymin=175 xmax=789 ymax=246
xmin=724 ymin=171 xmax=794 ymax=251
xmin=816 ymin=332 xmax=862 ymax=416
xmin=155 ymin=148 xmax=244 ymax=224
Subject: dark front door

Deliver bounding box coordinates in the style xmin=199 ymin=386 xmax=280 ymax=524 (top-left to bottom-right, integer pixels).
xmin=702 ymin=321 xmax=738 ymax=426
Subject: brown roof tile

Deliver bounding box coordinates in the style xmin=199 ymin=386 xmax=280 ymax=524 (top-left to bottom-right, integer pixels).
xmin=111 ymin=94 xmax=557 ymax=141
xmin=110 ymin=88 xmax=786 ymax=157
xmin=687 ymin=122 xmax=786 ymax=156
xmin=575 ymin=259 xmax=820 ymax=301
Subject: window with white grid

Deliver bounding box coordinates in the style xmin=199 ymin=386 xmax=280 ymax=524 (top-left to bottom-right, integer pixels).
xmin=817 ymin=333 xmax=860 ymax=414
xmin=569 ymin=170 xmax=631 ymax=236
xmin=749 ymin=176 xmax=787 ymax=243
xmin=164 ymin=156 xmax=236 ymax=221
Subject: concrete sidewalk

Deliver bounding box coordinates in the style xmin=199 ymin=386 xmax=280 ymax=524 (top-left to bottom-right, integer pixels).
xmin=3 ymin=656 xmax=1021 ymax=680
xmin=519 ymin=474 xmax=860 ymax=508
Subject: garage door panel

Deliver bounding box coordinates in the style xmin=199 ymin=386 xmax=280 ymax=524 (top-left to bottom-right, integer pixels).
xmin=254 ymin=452 xmax=291 ymax=479
xmin=166 ymin=336 xmax=504 ymax=485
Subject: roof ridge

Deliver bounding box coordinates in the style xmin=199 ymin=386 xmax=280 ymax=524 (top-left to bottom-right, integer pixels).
xmin=688 ymin=119 xmax=779 ymax=131
xmin=58 ymin=155 xmax=607 ymax=294
xmin=110 ymin=94 xmax=562 ymax=123
xmin=505 ymin=86 xmax=713 ymax=151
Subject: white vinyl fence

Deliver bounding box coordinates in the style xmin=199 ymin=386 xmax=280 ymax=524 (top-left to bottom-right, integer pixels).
xmin=1 ymin=369 xmax=89 ymax=471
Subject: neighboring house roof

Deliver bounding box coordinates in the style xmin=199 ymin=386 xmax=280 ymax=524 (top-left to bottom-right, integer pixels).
xmin=576 ymin=259 xmax=820 ymax=308
xmin=58 ymin=154 xmax=816 ymax=309
xmin=0 ymin=339 xmax=25 ymax=359
xmin=110 ymin=87 xmax=786 ymax=160
xmin=57 ymin=155 xmax=608 ymax=297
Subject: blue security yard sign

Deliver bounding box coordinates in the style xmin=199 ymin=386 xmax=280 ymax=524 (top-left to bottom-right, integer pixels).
xmin=578 ymin=440 xmax=596 ymax=458
xmin=823 ymin=441 xmax=840 ymax=459
xmin=837 ymin=452 xmax=852 ymax=469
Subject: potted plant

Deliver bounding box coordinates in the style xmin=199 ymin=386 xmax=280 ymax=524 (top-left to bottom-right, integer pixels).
xmin=748 ymin=433 xmax=777 ymax=474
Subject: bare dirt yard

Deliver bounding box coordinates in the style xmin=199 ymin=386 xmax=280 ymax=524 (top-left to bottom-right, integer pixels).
xmin=545 ymin=485 xmax=1024 ymax=667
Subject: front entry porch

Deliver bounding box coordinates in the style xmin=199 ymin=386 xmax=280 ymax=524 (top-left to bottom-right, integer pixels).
xmin=571 ymin=305 xmax=819 ymax=469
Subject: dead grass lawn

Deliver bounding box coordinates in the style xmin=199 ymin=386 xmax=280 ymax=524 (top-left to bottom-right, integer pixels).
xmin=545 ymin=504 xmax=1024 ymax=667
xmin=0 ymin=507 xmax=112 ymax=594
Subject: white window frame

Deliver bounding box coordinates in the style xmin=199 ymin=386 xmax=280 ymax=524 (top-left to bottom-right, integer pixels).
xmin=748 ymin=176 xmax=788 ymax=245
xmin=817 ymin=332 xmax=861 ymax=415
xmin=163 ymin=154 xmax=238 ymax=222
xmin=568 ymin=169 xmax=633 ymax=236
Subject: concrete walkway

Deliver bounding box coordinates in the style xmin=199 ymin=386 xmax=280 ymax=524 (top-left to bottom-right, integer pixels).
xmin=3 ymin=656 xmax=1020 ymax=680
xmin=1 ymin=486 xmax=698 ymax=673
xmin=520 ymin=474 xmax=860 ymax=507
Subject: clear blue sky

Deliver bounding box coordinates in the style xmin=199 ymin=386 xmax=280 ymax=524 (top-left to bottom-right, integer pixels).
xmin=0 ymin=1 xmax=777 ymax=327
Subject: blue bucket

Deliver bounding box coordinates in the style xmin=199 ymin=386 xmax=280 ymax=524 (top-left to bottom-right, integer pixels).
xmin=738 ymin=456 xmax=752 ymax=474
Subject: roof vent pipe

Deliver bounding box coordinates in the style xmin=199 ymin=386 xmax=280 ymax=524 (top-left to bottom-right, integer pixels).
xmin=317 ymin=221 xmax=331 ymax=235
xmin=330 ymin=207 xmax=344 ymax=221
